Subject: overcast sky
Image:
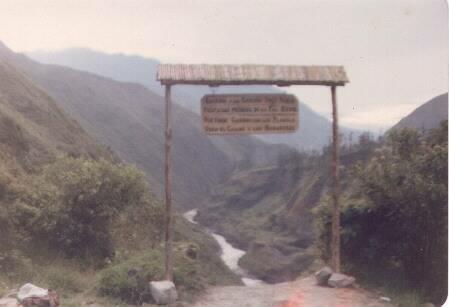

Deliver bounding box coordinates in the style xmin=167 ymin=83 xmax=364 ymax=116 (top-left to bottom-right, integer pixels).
xmin=0 ymin=0 xmax=447 ymax=131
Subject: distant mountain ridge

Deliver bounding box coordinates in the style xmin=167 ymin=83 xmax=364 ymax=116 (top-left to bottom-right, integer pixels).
xmin=28 ymin=49 xmax=361 ymax=151
xmin=391 ymin=93 xmax=448 ymax=132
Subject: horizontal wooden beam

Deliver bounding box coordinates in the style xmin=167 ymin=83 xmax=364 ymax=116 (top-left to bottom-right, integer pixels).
xmin=160 ymin=80 xmax=347 ymax=87
xmin=157 ymin=64 xmax=349 ymax=87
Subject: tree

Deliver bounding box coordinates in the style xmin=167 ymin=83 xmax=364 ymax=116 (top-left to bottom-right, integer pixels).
xmin=357 ymin=123 xmax=447 ymax=301
xmin=21 ymin=156 xmax=163 ymax=261
xmin=316 ymin=121 xmax=448 ymax=303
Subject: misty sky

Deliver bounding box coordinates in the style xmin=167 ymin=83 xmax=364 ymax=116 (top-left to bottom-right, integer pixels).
xmin=0 ymin=0 xmax=447 ymax=131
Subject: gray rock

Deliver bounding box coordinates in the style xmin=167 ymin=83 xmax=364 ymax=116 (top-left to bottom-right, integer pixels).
xmin=17 ymin=283 xmax=48 ymax=301
xmin=314 ymin=266 xmax=333 ymax=285
xmin=327 ymin=273 xmax=356 ymax=288
xmin=17 ymin=284 xmax=59 ymax=307
xmin=422 ymin=303 xmax=436 ymax=307
xmin=149 ymin=280 xmax=178 ymax=305
xmin=0 ymin=298 xmax=19 ymax=307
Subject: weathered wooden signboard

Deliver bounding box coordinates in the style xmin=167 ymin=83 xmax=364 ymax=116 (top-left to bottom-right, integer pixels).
xmin=201 ymin=94 xmax=299 ymax=135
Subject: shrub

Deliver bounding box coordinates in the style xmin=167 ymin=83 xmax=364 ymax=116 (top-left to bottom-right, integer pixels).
xmin=98 ymin=247 xmax=202 ymax=304
xmin=21 ymin=156 xmax=163 ymax=261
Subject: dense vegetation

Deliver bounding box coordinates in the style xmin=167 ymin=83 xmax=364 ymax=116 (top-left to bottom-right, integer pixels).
xmin=0 ymin=156 xmax=240 ymax=304
xmin=0 ymin=156 xmax=162 ymax=273
xmin=316 ymin=121 xmax=448 ymax=305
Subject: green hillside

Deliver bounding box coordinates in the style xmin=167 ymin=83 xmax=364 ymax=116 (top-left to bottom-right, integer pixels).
xmin=0 ymin=44 xmax=240 ymax=305
xmin=0 ymin=57 xmax=110 ymax=171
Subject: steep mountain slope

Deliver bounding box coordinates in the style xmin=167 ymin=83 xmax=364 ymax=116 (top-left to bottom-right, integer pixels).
xmin=0 ymin=51 xmax=110 ymax=176
xmin=1 ymin=42 xmax=285 ymax=209
xmin=28 ymin=48 xmax=361 ymax=151
xmin=391 ymin=93 xmax=448 ymax=131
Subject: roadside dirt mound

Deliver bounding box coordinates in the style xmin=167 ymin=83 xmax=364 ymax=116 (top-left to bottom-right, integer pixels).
xmin=189 ymin=276 xmax=392 ymax=307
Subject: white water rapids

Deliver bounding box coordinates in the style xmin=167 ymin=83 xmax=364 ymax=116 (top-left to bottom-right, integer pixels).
xmin=183 ymin=209 xmax=263 ymax=286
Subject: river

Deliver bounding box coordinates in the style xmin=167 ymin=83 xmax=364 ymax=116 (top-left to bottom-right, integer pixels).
xmin=183 ymin=209 xmax=263 ymax=286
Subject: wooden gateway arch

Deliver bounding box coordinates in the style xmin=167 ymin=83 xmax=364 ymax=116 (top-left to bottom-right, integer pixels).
xmin=156 ymin=64 xmax=349 ymax=281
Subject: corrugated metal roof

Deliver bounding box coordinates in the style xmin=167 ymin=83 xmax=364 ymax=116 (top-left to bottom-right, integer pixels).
xmin=157 ymin=64 xmax=348 ymax=86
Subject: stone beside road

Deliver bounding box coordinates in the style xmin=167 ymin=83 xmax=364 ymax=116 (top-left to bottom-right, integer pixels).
xmin=0 ymin=284 xmax=59 ymax=307
xmin=327 ymin=273 xmax=356 ymax=288
xmin=150 ymin=280 xmax=178 ymax=305
xmin=314 ymin=266 xmax=333 ymax=286
xmin=315 ymin=267 xmax=357 ymax=288
xmin=17 ymin=284 xmax=48 ymax=302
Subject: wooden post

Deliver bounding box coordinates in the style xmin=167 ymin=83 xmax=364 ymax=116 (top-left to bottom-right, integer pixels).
xmin=331 ymin=85 xmax=341 ymax=273
xmin=164 ymin=84 xmax=174 ymax=281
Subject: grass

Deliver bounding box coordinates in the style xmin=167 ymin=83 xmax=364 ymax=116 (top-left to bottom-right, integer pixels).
xmin=0 ymin=259 xmax=95 ymax=306
xmin=0 ymin=212 xmax=240 ymax=306
xmin=2 ymin=250 xmax=236 ymax=305
xmin=41 ymin=266 xmax=86 ymax=295
xmin=0 ymin=243 xmax=236 ymax=306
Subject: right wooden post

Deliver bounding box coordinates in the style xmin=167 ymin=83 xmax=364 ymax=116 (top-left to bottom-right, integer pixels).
xmin=164 ymin=84 xmax=174 ymax=281
xmin=331 ymin=85 xmax=341 ymax=273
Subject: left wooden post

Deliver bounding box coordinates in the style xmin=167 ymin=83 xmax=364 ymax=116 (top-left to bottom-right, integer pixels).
xmin=164 ymin=84 xmax=174 ymax=281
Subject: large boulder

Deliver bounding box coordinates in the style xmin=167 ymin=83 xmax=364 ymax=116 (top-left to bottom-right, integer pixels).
xmin=314 ymin=266 xmax=333 ymax=285
xmin=17 ymin=284 xmax=47 ymax=301
xmin=327 ymin=273 xmax=356 ymax=288
xmin=17 ymin=284 xmax=59 ymax=307
xmin=149 ymin=280 xmax=178 ymax=305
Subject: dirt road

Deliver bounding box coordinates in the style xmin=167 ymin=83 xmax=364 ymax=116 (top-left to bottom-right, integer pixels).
xmin=189 ymin=276 xmax=392 ymax=307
